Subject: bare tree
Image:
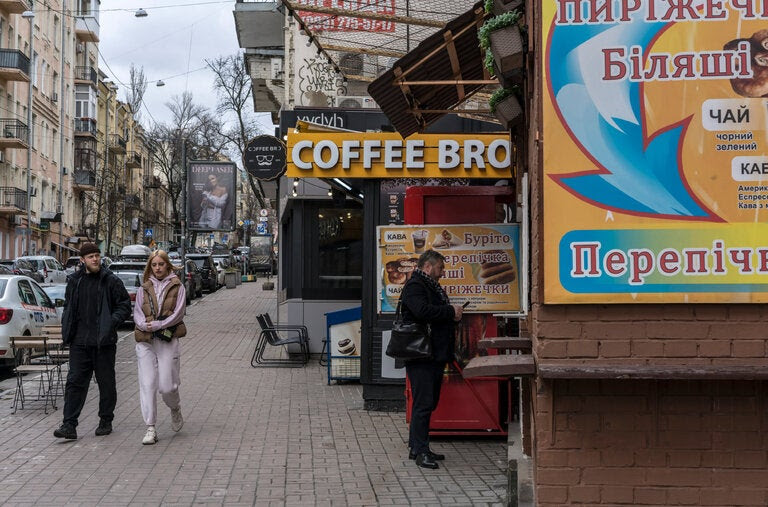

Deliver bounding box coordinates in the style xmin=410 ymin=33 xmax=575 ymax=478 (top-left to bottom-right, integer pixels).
xmin=207 ymin=53 xmax=267 ymax=209
xmin=126 ymin=64 xmax=148 ymax=121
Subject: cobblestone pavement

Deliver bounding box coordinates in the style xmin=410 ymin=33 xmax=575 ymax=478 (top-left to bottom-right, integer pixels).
xmin=0 ymin=280 xmax=508 ymax=506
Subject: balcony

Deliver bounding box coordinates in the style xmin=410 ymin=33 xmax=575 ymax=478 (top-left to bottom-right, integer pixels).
xmin=72 ymin=170 xmax=97 ymax=191
xmin=0 ymin=49 xmax=29 ymax=83
xmin=143 ymin=209 xmax=160 ymax=224
xmin=125 ymin=193 xmax=141 ymax=208
xmin=75 ymin=147 xmax=97 ymax=172
xmin=75 ymin=118 xmax=97 ymax=137
xmin=126 ymin=151 xmax=142 ymax=168
xmin=0 ymin=118 xmax=29 ymax=149
xmin=0 ymin=0 xmax=30 ymax=15
xmin=109 ymin=134 xmax=126 ymax=154
xmin=74 ymin=65 xmax=97 ymax=87
xmin=75 ymin=12 xmax=99 ymax=42
xmin=143 ymin=175 xmax=162 ymax=188
xmin=0 ymin=186 xmax=27 ymax=215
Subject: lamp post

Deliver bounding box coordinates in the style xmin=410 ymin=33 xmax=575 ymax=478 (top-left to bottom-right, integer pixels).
xmin=22 ymin=8 xmax=34 ymax=255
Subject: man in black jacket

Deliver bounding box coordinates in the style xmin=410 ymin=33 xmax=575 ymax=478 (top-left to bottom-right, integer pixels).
xmin=400 ymin=249 xmax=462 ymax=469
xmin=53 ymin=243 xmax=131 ymax=440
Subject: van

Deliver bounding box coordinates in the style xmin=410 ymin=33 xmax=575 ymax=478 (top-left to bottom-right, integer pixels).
xmin=17 ymin=255 xmax=67 ymax=283
xmin=119 ymin=244 xmax=152 ymax=262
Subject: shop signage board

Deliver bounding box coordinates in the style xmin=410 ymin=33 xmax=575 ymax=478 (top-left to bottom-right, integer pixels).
xmin=287 ymin=132 xmax=512 ymax=179
xmin=543 ymin=0 xmax=768 ymax=303
xmin=377 ymin=224 xmax=521 ymax=313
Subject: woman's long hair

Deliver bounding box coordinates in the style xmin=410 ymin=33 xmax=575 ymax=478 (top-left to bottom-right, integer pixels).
xmin=142 ymin=250 xmax=180 ymax=283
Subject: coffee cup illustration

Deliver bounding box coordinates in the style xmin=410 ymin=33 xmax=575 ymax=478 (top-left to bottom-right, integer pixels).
xmin=411 ymin=229 xmax=428 ymax=253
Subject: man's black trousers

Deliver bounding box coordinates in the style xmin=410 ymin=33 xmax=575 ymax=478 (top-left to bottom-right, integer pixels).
xmin=63 ymin=344 xmax=117 ymax=427
xmin=406 ymin=360 xmax=445 ymax=455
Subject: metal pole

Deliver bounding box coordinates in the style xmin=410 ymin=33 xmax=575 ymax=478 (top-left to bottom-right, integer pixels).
xmin=57 ymin=0 xmax=66 ymax=261
xmin=25 ymin=12 xmax=33 ymax=255
xmin=180 ymin=139 xmax=186 ymax=282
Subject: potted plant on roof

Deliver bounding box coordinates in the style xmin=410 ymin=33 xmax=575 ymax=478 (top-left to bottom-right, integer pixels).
xmin=489 ymin=86 xmax=523 ymax=129
xmin=479 ymin=1 xmax=525 ymax=86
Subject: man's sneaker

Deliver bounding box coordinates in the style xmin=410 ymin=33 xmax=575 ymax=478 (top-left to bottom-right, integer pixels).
xmin=95 ymin=420 xmax=112 ymax=436
xmin=53 ymin=424 xmax=77 ymax=440
xmin=142 ymin=426 xmax=158 ymax=445
xmin=171 ymin=407 xmax=183 ymax=432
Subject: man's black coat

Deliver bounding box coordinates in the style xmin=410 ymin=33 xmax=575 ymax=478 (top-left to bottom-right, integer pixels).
xmin=62 ymin=265 xmax=132 ymax=347
xmin=400 ymin=273 xmax=456 ymax=363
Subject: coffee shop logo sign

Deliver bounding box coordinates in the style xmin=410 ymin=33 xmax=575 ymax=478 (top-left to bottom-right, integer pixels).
xmin=298 ymin=55 xmax=347 ymax=105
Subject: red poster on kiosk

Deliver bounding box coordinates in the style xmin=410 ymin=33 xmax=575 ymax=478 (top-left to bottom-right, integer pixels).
xmin=402 ymin=186 xmax=516 ymax=436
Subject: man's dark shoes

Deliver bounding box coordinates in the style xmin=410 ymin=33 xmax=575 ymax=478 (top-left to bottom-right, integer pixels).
xmin=415 ymin=452 xmax=439 ymax=469
xmin=95 ymin=420 xmax=112 ymax=436
xmin=53 ymin=424 xmax=77 ymax=440
xmin=409 ymin=449 xmax=445 ymax=461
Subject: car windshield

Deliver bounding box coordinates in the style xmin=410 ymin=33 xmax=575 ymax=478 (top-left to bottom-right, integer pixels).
xmin=189 ymin=258 xmax=205 ymax=268
xmin=115 ymin=272 xmax=141 ymax=287
xmin=65 ymin=258 xmax=80 ymax=267
xmin=43 ymin=285 xmax=66 ymax=300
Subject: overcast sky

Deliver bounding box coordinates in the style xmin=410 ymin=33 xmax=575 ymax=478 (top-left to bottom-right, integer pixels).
xmin=99 ymin=0 xmax=274 ymax=133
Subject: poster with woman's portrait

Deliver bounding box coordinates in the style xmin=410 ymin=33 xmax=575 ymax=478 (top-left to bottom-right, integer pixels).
xmin=188 ymin=161 xmax=236 ymax=231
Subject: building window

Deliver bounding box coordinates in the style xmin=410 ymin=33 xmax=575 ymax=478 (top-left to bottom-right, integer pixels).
xmin=75 ymin=83 xmax=95 ymax=118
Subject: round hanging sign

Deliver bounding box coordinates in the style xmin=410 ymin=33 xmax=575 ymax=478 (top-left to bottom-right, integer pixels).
xmin=243 ymin=135 xmax=287 ymax=181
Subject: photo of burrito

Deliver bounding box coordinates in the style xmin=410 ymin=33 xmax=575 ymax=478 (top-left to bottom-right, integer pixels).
xmin=431 ymin=228 xmax=462 ymax=248
xmin=478 ymin=258 xmax=516 ymax=284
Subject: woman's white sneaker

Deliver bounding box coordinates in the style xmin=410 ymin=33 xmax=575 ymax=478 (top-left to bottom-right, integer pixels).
xmin=171 ymin=407 xmax=184 ymax=432
xmin=142 ymin=426 xmax=158 ymax=445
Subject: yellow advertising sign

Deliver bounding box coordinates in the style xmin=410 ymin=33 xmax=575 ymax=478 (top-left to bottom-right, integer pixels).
xmin=377 ymin=224 xmax=521 ymax=313
xmin=543 ymin=0 xmax=768 ymax=303
xmin=287 ymin=132 xmax=512 ymax=179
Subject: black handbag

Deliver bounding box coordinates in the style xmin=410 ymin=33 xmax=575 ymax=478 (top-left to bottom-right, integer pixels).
xmin=385 ymin=301 xmax=432 ymax=361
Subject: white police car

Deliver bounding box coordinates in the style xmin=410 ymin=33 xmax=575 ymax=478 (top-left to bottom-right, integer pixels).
xmin=0 ymin=275 xmax=60 ymax=366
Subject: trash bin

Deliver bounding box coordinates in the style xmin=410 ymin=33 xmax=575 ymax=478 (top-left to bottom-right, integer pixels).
xmin=225 ymin=271 xmax=238 ymax=289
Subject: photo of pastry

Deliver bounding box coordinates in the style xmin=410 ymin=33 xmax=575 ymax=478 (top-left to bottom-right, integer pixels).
xmin=725 ymin=30 xmax=768 ymax=97
xmin=431 ymin=228 xmax=462 ymax=248
xmin=337 ymin=338 xmax=357 ymax=356
xmin=478 ymin=253 xmax=516 ymax=285
xmin=385 ymin=257 xmax=419 ymax=284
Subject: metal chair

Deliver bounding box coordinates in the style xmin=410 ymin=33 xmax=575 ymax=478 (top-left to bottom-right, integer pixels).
xmin=10 ymin=335 xmax=57 ymax=414
xmin=251 ymin=313 xmax=309 ymax=367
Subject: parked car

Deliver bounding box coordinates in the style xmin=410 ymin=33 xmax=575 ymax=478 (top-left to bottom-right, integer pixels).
xmin=111 ymin=269 xmax=143 ymax=323
xmin=212 ymin=258 xmax=228 ymax=288
xmin=183 ymin=260 xmax=203 ymax=301
xmin=64 ymin=256 xmax=82 ymax=275
xmin=17 ymin=255 xmax=67 ymax=283
xmin=0 ymin=259 xmax=44 ymax=283
xmin=185 ymin=253 xmax=218 ymax=292
xmin=0 ymin=275 xmax=60 ymax=366
xmin=41 ymin=283 xmax=67 ymax=320
xmin=119 ymin=244 xmax=152 ymax=262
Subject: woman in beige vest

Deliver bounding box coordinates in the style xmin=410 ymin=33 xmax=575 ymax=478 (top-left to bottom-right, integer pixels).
xmin=133 ymin=250 xmax=187 ymax=445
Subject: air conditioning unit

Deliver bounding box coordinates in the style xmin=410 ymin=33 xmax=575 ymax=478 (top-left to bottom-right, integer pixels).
xmin=51 ymin=92 xmax=58 ymax=102
xmin=12 ymin=215 xmax=22 ymax=226
xmin=76 ymin=43 xmax=84 ymax=53
xmin=332 ymin=95 xmax=378 ymax=109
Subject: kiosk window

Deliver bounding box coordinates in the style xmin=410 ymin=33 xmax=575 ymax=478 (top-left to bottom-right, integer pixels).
xmin=317 ymin=207 xmax=363 ymax=289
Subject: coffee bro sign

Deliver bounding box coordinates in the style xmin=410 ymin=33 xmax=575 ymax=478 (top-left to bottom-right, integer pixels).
xmin=286 ymin=132 xmax=511 ymax=179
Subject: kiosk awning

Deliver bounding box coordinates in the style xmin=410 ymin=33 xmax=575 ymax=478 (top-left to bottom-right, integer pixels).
xmin=367 ymin=2 xmax=497 ymax=137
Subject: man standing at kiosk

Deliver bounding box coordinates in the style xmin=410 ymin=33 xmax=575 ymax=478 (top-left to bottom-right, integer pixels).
xmin=401 ymin=249 xmax=463 ymax=469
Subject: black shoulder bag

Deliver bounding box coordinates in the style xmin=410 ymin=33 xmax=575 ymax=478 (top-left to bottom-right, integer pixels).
xmin=385 ymin=301 xmax=432 ymax=361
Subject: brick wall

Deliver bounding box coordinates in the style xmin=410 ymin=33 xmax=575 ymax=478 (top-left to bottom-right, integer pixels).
xmin=533 ymin=379 xmax=768 ymax=506
xmin=534 ymin=304 xmax=768 ymax=362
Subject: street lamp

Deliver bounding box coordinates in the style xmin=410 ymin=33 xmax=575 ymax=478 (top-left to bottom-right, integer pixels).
xmin=22 ymin=9 xmax=33 ymax=254
xmin=134 ymin=8 xmax=148 ymax=18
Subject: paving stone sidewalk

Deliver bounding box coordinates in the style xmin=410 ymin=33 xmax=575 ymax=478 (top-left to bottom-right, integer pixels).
xmin=0 ymin=280 xmax=508 ymax=506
